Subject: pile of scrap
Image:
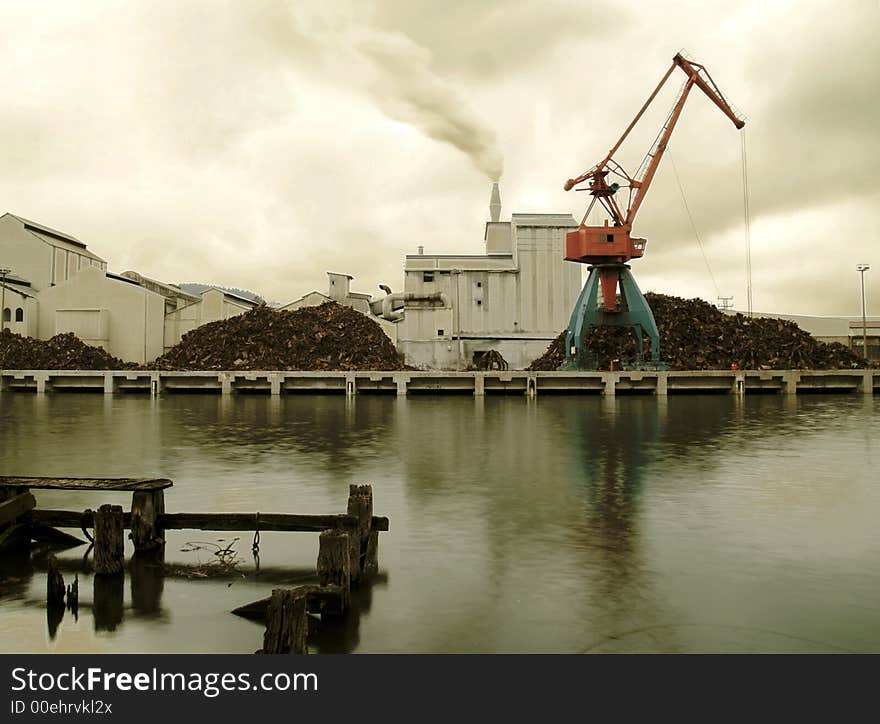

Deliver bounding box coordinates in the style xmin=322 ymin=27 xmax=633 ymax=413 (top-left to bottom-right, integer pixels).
xmin=154 ymin=302 xmax=404 ymax=371
xmin=529 ymin=293 xmax=869 ymax=371
xmin=0 ymin=329 xmax=133 ymax=370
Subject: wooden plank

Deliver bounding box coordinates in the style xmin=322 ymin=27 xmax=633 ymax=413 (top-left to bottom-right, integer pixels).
xmin=0 ymin=476 xmax=173 ymax=491
xmin=160 ymin=512 xmax=359 ymax=532
xmin=26 ymin=509 xmax=389 ymax=533
xmin=25 ymin=510 xmax=134 ymax=528
xmin=29 ymin=524 xmax=88 ymax=548
xmin=0 ymin=492 xmax=35 ymax=526
xmin=232 ymin=585 xmax=344 ymax=622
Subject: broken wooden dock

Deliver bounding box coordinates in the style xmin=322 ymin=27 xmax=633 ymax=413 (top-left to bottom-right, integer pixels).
xmin=0 ymin=476 xmax=388 ymax=653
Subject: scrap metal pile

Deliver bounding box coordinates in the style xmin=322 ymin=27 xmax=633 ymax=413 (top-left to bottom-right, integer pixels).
xmin=153 ymin=302 xmax=404 ymax=371
xmin=0 ymin=329 xmax=134 ymax=370
xmin=529 ymin=293 xmax=869 ymax=371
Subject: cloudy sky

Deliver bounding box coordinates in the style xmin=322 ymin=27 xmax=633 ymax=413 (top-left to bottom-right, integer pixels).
xmin=2 ymin=0 xmax=877 ymax=314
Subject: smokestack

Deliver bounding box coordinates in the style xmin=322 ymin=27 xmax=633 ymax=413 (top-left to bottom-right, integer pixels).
xmin=489 ymin=182 xmax=501 ymax=222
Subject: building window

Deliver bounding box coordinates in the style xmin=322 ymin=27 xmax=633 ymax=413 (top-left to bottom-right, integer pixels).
xmin=2 ymin=308 xmax=9 ymax=322
xmin=476 ymin=300 xmax=482 ymax=306
xmin=15 ymin=307 xmax=23 ymax=322
xmin=437 ymin=329 xmax=444 ymax=336
xmin=476 ymin=281 xmax=482 ymax=288
xmin=423 ymin=272 xmax=434 ymax=283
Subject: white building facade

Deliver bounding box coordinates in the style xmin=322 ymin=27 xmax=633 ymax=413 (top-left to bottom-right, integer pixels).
xmin=397 ymin=211 xmax=582 ymax=370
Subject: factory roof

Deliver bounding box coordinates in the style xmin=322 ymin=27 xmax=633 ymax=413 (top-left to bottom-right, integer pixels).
xmin=2 ymin=212 xmax=107 ymax=263
xmin=511 ymin=213 xmax=578 ymax=228
xmin=0 ymin=281 xmax=38 ymax=299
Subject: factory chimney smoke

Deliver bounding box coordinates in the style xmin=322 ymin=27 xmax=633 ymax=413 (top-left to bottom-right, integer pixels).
xmin=490 ymin=182 xmax=501 ymax=222
xmin=356 ymin=33 xmax=504 ymax=181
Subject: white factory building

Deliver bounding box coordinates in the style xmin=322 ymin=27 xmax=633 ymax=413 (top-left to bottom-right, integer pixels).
xmin=0 ymin=212 xmax=257 ymax=363
xmin=395 ymin=206 xmax=582 ymax=370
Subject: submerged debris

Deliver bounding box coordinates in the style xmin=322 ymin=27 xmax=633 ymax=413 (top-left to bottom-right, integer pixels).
xmin=153 ymin=302 xmax=404 ymax=371
xmin=529 ymin=293 xmax=870 ymax=371
xmin=0 ymin=329 xmax=134 ymax=370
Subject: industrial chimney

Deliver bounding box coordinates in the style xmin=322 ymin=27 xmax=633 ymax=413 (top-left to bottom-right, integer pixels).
xmin=489 ymin=182 xmax=501 ymax=222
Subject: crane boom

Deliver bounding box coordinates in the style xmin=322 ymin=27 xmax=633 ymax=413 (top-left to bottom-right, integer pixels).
xmin=564 ymin=52 xmax=744 ymax=240
xmin=559 ymin=53 xmax=744 ymax=371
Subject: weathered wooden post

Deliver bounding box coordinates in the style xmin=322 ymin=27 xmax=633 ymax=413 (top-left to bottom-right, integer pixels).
xmin=346 ymin=484 xmax=372 ymax=584
xmin=66 ymin=574 xmax=79 ymax=617
xmin=317 ymin=529 xmax=351 ymax=615
xmin=94 ymin=504 xmax=124 ymax=575
xmin=261 ymin=588 xmax=309 ymax=654
xmin=46 ymin=553 xmax=65 ymax=609
xmin=130 ymin=490 xmax=165 ymax=553
xmin=93 ymin=574 xmax=124 ymax=632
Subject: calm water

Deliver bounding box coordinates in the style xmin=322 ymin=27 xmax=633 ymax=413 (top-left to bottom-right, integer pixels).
xmin=0 ymin=391 xmax=878 ymax=653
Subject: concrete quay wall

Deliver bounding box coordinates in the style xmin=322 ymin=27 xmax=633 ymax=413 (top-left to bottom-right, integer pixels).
xmin=1 ymin=369 xmax=877 ymax=397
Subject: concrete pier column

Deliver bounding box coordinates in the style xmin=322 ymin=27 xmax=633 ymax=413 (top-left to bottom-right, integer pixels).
xmin=220 ymin=374 xmax=233 ymax=396
xmin=345 ymin=374 xmax=357 ymax=397
xmin=862 ymin=371 xmax=874 ymax=396
xmin=150 ymin=372 xmax=162 ymax=397
xmin=526 ymin=375 xmax=537 ymax=398
xmin=395 ymin=374 xmax=408 ymax=397
xmin=733 ymin=373 xmax=746 ymax=396
xmin=474 ymin=374 xmax=485 ymax=397
xmin=35 ymin=373 xmax=49 ymax=395
xmin=655 ymin=373 xmax=668 ymax=396
xmin=103 ymin=373 xmax=117 ymax=396
xmin=602 ymin=372 xmax=616 ymax=397
xmin=269 ymin=373 xmax=282 ymax=396
xmin=781 ymin=371 xmax=800 ymax=395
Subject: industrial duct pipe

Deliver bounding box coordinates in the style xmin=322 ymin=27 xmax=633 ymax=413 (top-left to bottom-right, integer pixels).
xmin=370 ymin=291 xmax=446 ymax=321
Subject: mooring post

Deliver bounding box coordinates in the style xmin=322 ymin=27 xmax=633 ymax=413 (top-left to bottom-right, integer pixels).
xmin=261 ymin=588 xmax=309 ymax=654
xmin=130 ymin=490 xmax=165 ymax=553
xmin=346 ymin=484 xmax=373 ymax=584
xmin=94 ymin=504 xmax=125 ymax=575
xmin=317 ymin=529 xmax=351 ymax=615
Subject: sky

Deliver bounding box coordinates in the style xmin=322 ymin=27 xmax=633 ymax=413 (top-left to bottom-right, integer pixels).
xmin=1 ymin=0 xmax=877 ymax=315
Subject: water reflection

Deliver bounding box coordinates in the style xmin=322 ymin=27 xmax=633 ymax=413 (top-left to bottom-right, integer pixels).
xmin=0 ymin=392 xmax=878 ymax=653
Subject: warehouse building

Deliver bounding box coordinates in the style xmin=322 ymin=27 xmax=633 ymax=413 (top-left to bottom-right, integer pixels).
xmin=393 ymin=185 xmax=582 ymax=370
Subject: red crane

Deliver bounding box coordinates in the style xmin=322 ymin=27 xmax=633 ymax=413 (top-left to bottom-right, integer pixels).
xmin=562 ymin=52 xmax=744 ymax=368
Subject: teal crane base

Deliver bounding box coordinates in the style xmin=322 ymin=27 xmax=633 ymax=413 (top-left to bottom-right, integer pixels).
xmin=562 ymin=264 xmax=665 ymax=370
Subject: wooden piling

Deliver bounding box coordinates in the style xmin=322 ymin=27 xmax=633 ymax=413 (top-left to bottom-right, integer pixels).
xmin=346 ymin=484 xmax=373 ymax=584
xmin=261 ymin=588 xmax=309 ymax=654
xmin=46 ymin=553 xmax=65 ymax=609
xmin=317 ymin=529 xmax=351 ymax=614
xmin=130 ymin=490 xmax=165 ymax=552
xmin=66 ymin=575 xmax=79 ymax=616
xmin=94 ymin=504 xmax=124 ymax=575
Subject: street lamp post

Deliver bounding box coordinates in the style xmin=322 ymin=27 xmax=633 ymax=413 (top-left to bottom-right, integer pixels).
xmin=857 ymin=264 xmax=870 ymax=361
xmin=0 ymin=267 xmax=10 ymax=333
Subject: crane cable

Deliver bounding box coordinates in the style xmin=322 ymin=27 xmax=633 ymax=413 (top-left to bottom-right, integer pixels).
xmin=668 ymin=151 xmax=720 ymax=299
xmin=740 ymin=129 xmax=753 ymax=317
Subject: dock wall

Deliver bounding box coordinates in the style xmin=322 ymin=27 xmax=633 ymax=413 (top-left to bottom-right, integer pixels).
xmin=0 ymin=369 xmax=877 ymax=396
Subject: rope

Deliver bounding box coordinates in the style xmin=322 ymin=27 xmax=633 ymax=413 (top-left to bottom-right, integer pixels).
xmin=81 ymin=509 xmax=94 ymax=543
xmin=740 ymin=129 xmax=753 ymax=316
xmin=252 ymin=512 xmax=261 ymax=555
xmin=669 ymin=151 xmax=720 ymax=298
